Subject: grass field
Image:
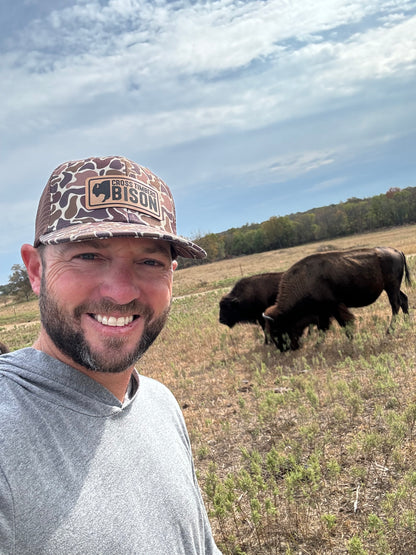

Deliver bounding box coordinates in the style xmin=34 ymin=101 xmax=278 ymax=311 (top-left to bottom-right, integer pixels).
xmin=1 ymin=225 xmax=416 ymax=554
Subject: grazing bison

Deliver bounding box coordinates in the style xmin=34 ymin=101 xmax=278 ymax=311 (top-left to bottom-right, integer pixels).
xmin=263 ymin=247 xmax=411 ymax=351
xmin=219 ymin=273 xmax=284 ymax=343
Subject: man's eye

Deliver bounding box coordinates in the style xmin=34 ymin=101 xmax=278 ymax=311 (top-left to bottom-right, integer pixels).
xmin=77 ymin=253 xmax=98 ymax=260
xmin=143 ymin=259 xmax=160 ymax=266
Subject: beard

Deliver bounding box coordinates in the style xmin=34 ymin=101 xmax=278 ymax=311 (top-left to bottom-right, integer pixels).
xmin=38 ymin=279 xmax=170 ymax=374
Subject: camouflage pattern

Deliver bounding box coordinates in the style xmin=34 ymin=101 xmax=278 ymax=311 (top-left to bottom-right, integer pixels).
xmin=34 ymin=156 xmax=206 ymax=259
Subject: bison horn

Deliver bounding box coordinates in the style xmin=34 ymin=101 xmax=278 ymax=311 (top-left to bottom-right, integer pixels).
xmin=262 ymin=312 xmax=274 ymax=322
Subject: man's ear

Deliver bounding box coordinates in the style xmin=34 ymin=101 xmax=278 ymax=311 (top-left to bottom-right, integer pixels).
xmin=21 ymin=244 xmax=43 ymax=296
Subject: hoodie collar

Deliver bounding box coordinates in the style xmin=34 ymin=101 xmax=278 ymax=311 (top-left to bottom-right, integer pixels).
xmin=0 ymin=348 xmax=139 ymax=416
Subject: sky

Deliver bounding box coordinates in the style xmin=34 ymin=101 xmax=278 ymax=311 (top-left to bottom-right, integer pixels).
xmin=0 ymin=0 xmax=415 ymax=284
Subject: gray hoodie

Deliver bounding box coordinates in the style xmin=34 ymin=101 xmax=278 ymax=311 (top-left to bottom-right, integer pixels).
xmin=0 ymin=348 xmax=220 ymax=554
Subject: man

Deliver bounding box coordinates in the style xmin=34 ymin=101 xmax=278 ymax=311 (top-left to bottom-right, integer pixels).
xmin=0 ymin=156 xmax=221 ymax=554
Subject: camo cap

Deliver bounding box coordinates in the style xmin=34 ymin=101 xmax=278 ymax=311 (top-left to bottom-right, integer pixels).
xmin=34 ymin=155 xmax=206 ymax=259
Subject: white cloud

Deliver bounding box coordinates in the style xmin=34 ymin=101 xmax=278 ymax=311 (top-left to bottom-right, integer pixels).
xmin=2 ymin=0 xmax=414 ymax=151
xmin=308 ymin=176 xmax=346 ymax=193
xmin=0 ymin=0 xmax=415 ymax=279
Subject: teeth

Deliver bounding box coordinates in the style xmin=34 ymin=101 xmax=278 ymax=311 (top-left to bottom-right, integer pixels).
xmin=95 ymin=315 xmax=134 ymax=327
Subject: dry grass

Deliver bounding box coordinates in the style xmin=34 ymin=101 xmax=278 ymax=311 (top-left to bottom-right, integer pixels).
xmin=2 ymin=225 xmax=416 ymax=554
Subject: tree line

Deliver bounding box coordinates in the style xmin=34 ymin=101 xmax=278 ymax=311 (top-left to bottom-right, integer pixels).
xmin=1 ymin=186 xmax=415 ymax=299
xmin=181 ymin=186 xmax=416 ymax=267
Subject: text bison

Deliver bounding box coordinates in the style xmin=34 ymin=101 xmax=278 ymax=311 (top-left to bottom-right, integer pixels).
xmin=263 ymin=247 xmax=411 ymax=351
xmin=219 ymin=273 xmax=284 ymax=343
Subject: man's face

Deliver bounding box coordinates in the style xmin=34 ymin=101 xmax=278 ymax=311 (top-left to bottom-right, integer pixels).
xmin=36 ymin=237 xmax=176 ymax=373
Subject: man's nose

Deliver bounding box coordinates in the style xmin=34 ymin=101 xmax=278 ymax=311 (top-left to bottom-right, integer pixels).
xmin=98 ymin=262 xmax=140 ymax=305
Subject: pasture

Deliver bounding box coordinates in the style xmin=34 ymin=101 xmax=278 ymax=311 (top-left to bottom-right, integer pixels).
xmin=1 ymin=225 xmax=416 ymax=554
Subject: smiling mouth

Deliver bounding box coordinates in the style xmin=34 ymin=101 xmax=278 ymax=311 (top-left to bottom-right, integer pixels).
xmin=92 ymin=314 xmax=137 ymax=327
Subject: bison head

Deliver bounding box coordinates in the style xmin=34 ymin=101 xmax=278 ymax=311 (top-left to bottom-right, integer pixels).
xmin=262 ymin=307 xmax=299 ymax=351
xmin=219 ymin=296 xmax=240 ymax=328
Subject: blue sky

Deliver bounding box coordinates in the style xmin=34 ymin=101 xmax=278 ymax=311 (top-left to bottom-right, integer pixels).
xmin=0 ymin=0 xmax=415 ymax=284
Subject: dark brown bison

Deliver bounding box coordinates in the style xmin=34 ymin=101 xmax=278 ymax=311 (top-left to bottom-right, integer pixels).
xmin=219 ymin=273 xmax=284 ymax=343
xmin=219 ymin=272 xmax=333 ymax=344
xmin=0 ymin=341 xmax=9 ymax=354
xmin=263 ymin=247 xmax=411 ymax=351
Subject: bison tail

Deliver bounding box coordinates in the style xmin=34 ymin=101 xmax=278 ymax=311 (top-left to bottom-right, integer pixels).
xmin=402 ymin=251 xmax=412 ymax=286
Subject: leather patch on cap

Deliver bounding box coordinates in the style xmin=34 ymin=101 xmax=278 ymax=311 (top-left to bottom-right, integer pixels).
xmin=85 ymin=176 xmax=161 ymax=219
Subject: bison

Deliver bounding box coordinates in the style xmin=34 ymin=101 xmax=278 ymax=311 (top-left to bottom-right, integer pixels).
xmin=219 ymin=272 xmax=333 ymax=344
xmin=219 ymin=272 xmax=284 ymax=343
xmin=0 ymin=341 xmax=9 ymax=354
xmin=263 ymin=247 xmax=411 ymax=351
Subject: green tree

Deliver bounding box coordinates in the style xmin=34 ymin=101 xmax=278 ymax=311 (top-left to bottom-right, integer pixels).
xmin=343 ymin=200 xmax=368 ymax=234
xmin=0 ymin=283 xmax=12 ymax=296
xmin=0 ymin=283 xmax=12 ymax=305
xmin=8 ymin=264 xmax=33 ymax=301
xmin=261 ymin=216 xmax=296 ymax=250
xmin=196 ymin=233 xmax=225 ymax=262
xmin=292 ymin=212 xmax=318 ymax=244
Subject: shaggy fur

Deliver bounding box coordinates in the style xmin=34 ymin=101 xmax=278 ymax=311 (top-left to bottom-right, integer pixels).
xmin=264 ymin=247 xmax=411 ymax=351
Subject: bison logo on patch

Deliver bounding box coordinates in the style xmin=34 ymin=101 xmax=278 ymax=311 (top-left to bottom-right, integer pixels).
xmin=92 ymin=180 xmax=111 ymax=201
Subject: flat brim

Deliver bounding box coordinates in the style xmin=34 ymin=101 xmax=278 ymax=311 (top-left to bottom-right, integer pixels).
xmin=38 ymin=221 xmax=206 ymax=259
